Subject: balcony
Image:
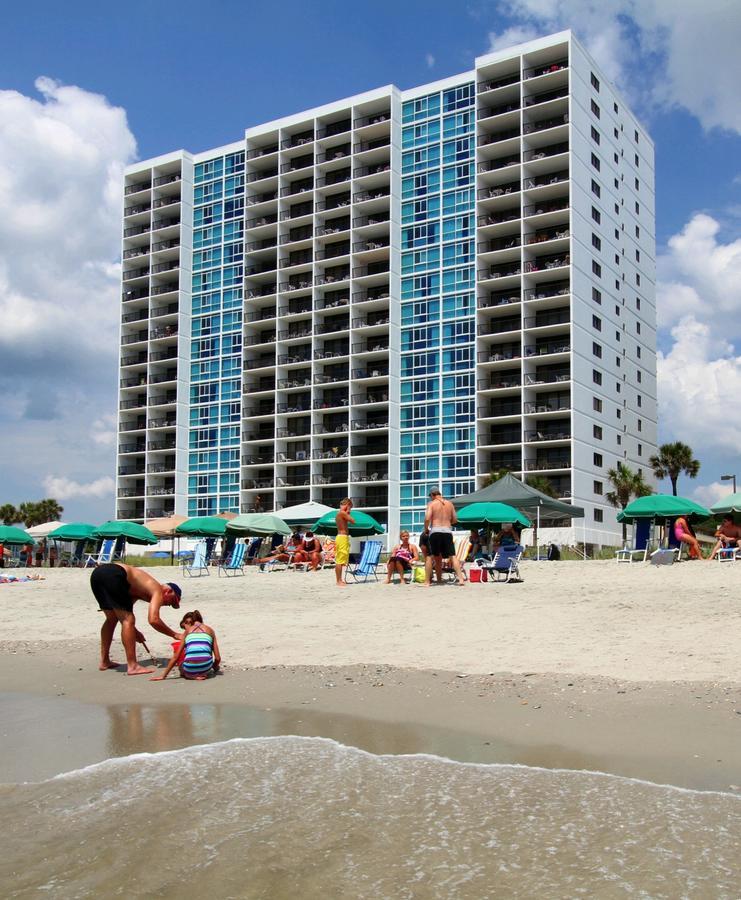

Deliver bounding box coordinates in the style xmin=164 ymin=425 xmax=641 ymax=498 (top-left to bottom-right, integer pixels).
xmin=123 ymin=246 xmax=150 ymax=261
xmin=280 ymin=155 xmax=312 ymax=175
xmin=351 ymin=390 xmax=388 ymax=405
xmin=353 ymin=188 xmax=390 ymax=204
xmin=246 ymin=213 xmax=279 ymax=229
xmin=523 ymin=113 xmax=568 ymax=135
xmin=147 ymin=460 xmax=175 ymax=473
xmin=281 ymin=130 xmax=314 ymax=150
xmin=524 ymin=59 xmax=568 ymax=80
xmin=353 ymin=287 xmax=390 ymax=304
xmin=124 ymin=180 xmax=151 ymax=196
xmin=121 ymin=330 xmax=148 ymax=346
xmin=124 ymin=203 xmax=151 ymax=217
xmin=123 ymin=265 xmax=149 ymax=281
xmin=525 ymin=225 xmax=569 ymax=244
xmin=149 ymin=369 xmax=177 ymax=384
xmin=315 ymin=318 xmax=350 ymax=335
xmin=479 ymin=100 xmax=520 ymax=120
xmin=147 ymin=439 xmax=177 ymax=451
xmin=149 ymin=349 xmax=177 ymax=363
xmin=477 ymin=209 xmax=520 ymax=229
xmin=315 ymin=243 xmax=351 ymax=262
xmin=151 ymin=261 xmax=179 ymax=275
xmin=523 ymin=170 xmax=569 ymax=191
xmin=277 ymin=326 xmax=311 ymax=341
xmin=316 ymin=219 xmax=351 ymax=238
xmin=152 ymin=216 xmax=180 ymax=232
xmin=280 ymin=179 xmax=314 ymax=198
xmin=480 ymin=316 xmax=521 ymax=337
xmin=523 ymin=142 xmax=569 ymax=163
xmin=124 ymin=223 xmax=151 ymax=239
xmin=525 ymin=369 xmax=570 ymax=386
xmin=352 ymin=365 xmax=389 ymax=379
xmin=525 ymin=427 xmax=571 ymax=442
xmin=354 ymin=111 xmax=391 ymax=129
xmin=153 ymin=195 xmax=180 ymax=209
xmin=477 ymin=154 xmax=520 ymax=174
xmin=478 ymin=291 xmax=521 ymax=310
xmin=524 ymin=310 xmax=569 ymax=329
xmin=524 ymin=280 xmax=570 ymax=301
xmin=477 ymin=375 xmax=521 ymax=391
xmin=524 ymin=455 xmax=571 ymax=471
xmin=315 ymin=269 xmax=350 ymax=287
xmin=479 ymin=264 xmax=521 ymax=282
xmin=479 ymin=400 xmax=522 ymax=417
xmin=352 ymin=418 xmax=389 ymax=432
xmin=277 ymin=351 xmax=311 ymax=366
xmin=524 ymin=339 xmax=570 ymax=357
xmin=276 ymin=398 xmax=310 ymax=414
xmin=524 ymin=253 xmax=569 ymax=274
xmin=247 ymin=143 xmax=279 ymax=160
xmin=524 ymin=87 xmax=568 ymax=107
xmin=246 ymin=190 xmax=278 ymax=207
xmin=477 ymin=182 xmax=520 ymax=203
xmin=477 ymin=344 xmax=521 ymax=363
xmin=316 ymin=170 xmax=351 ymax=189
xmin=477 ymin=128 xmax=520 ymax=148
xmin=351 ymin=470 xmax=388 ymax=483
xmin=484 ymin=428 xmax=521 ymax=446
xmin=523 ymin=394 xmax=570 ymax=414
xmin=150 ymin=325 xmax=178 ymax=339
xmin=478 ymin=72 xmax=520 ymax=93
xmin=242 ymin=454 xmax=274 ymax=465
xmin=316 ymin=146 xmax=351 ymax=164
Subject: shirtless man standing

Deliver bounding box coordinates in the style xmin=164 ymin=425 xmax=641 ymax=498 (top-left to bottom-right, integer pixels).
xmin=90 ymin=562 xmax=182 ymax=675
xmin=335 ymin=498 xmax=355 ymax=586
xmin=424 ymin=488 xmax=465 ymax=586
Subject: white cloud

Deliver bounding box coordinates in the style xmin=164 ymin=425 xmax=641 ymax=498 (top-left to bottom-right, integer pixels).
xmin=486 ymin=0 xmax=741 ymax=134
xmin=0 ymin=78 xmax=137 ymax=520
xmin=42 ymin=475 xmax=115 ymax=500
xmin=691 ymin=480 xmax=734 ymax=508
xmin=425 ymin=53 xmax=436 ymax=68
xmin=657 ymin=316 xmax=741 ymax=453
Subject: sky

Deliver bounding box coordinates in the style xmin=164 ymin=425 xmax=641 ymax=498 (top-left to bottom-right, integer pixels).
xmin=1 ymin=0 xmax=740 ymax=522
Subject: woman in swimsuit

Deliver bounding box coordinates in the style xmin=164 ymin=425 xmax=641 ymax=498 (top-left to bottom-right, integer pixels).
xmin=385 ymin=531 xmax=419 ymax=584
xmin=151 ymin=610 xmax=221 ymax=681
xmin=673 ymin=516 xmax=704 ymax=560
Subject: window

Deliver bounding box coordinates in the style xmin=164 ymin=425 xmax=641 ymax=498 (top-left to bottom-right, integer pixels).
xmin=635 ymin=249 xmax=641 ymax=262
xmin=616 ymin=409 xmax=621 ymax=420
xmin=613 ymin=102 xmax=619 ymax=114
xmin=594 ymin=452 xmax=603 ymax=466
xmin=592 ymin=260 xmax=602 ymax=277
xmin=614 ymin=177 xmax=619 ymax=189
xmin=617 ymin=434 xmax=622 ymax=445
xmin=635 ymin=177 xmax=640 ymax=190
xmin=594 ymin=508 xmax=604 ymax=523
xmin=614 ymin=152 xmax=619 ymax=164
xmin=593 ymin=480 xmax=603 ymax=495
xmin=593 ymin=397 xmax=602 ymax=412
xmin=591 ymin=72 xmax=600 ymax=91
xmin=591 ymin=206 xmax=601 ymax=224
xmin=638 ymin=418 xmax=642 ymax=432
xmin=636 ymin=369 xmax=642 ymax=383
xmin=591 ymin=152 xmax=601 ymax=171
xmin=592 ymin=314 xmax=602 ymax=331
xmin=636 ymin=273 xmax=641 ymax=286
xmin=592 ymin=233 xmax=601 ymax=250
xmin=591 ymin=179 xmax=601 ymax=198
xmin=637 ymin=394 xmax=642 ymax=407
xmin=636 ymin=322 xmax=641 ymax=335
xmin=614 ymin=202 xmax=620 ymax=214
xmin=591 ymin=125 xmax=600 ymax=144
xmin=592 ymin=369 xmax=602 ymax=385
xmin=592 ymin=287 xmax=602 ymax=304
xmin=614 ymin=126 xmax=619 ymax=138
xmin=593 ymin=342 xmax=602 ymax=358
xmin=634 ymin=153 xmax=640 ymax=167
xmin=638 ymin=443 xmax=643 ymax=456
xmin=616 ymin=382 xmax=621 ymax=393
xmin=593 ymin=425 xmax=603 ymax=440
xmin=615 ymin=253 xmax=620 ymax=265
xmin=635 ymin=201 xmax=640 ymax=214
xmin=591 ymin=99 xmax=601 ymax=118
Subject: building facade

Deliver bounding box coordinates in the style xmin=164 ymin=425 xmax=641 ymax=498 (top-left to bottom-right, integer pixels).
xmin=116 ymin=30 xmax=657 ymax=545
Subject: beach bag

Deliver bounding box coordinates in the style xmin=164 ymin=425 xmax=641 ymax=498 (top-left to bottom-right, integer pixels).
xmin=469 ymin=567 xmax=488 ymax=583
xmin=413 ymin=565 xmax=426 ymax=584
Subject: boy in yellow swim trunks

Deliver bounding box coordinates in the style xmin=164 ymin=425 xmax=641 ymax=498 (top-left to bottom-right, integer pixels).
xmin=335 ymin=497 xmax=354 ymax=586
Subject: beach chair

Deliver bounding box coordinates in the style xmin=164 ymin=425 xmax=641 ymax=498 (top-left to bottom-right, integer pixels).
xmin=320 ymin=539 xmax=336 ymax=568
xmin=441 ymin=536 xmax=470 ymax=583
xmin=84 ymin=539 xmax=116 ymax=568
xmin=615 ymin=520 xmax=651 ymax=563
xmin=182 ymin=541 xmax=210 ymax=577
xmin=346 ymin=539 xmax=383 ymax=583
xmin=245 ymin=537 xmax=263 ymax=565
xmin=481 ymin=545 xmax=523 ymax=582
xmin=218 ymin=541 xmax=246 ymax=577
xmin=716 ymin=544 xmax=741 ymax=562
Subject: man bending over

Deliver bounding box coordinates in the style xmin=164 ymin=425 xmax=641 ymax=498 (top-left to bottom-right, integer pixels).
xmin=90 ymin=562 xmax=182 ymax=675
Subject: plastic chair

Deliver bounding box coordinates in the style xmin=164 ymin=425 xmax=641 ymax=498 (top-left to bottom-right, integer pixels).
xmin=84 ymin=539 xmax=116 ymax=568
xmin=615 ymin=520 xmax=651 ymax=563
xmin=346 ymin=540 xmax=383 ymax=583
xmin=182 ymin=541 xmax=210 ymax=577
xmin=218 ymin=541 xmax=246 ymax=577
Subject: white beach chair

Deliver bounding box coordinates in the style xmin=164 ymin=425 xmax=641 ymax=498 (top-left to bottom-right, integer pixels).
xmin=182 ymin=541 xmax=210 ymax=577
xmin=84 ymin=538 xmax=116 ymax=568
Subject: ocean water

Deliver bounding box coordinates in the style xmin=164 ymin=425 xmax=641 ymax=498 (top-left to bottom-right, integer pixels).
xmin=2 ymin=737 xmax=740 ymax=899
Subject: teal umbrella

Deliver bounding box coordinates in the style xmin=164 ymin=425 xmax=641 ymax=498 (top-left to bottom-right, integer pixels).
xmin=456 ymin=502 xmax=531 ymax=529
xmin=48 ymin=522 xmax=97 ymax=542
xmin=617 ymin=494 xmax=711 ymax=523
xmin=93 ymin=521 xmax=158 ymax=545
xmin=175 ymin=516 xmax=229 ymax=537
xmin=0 ymin=525 xmax=36 ymax=545
xmin=313 ymin=509 xmax=385 ymax=537
xmin=226 ymin=513 xmax=291 ymax=537
xmin=710 ymin=492 xmax=741 ymax=515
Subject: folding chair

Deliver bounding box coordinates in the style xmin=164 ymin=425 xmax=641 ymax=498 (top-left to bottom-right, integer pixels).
xmin=346 ymin=540 xmax=383 ymax=583
xmin=84 ymin=539 xmax=116 ymax=568
xmin=218 ymin=541 xmax=246 ymax=577
xmin=615 ymin=519 xmax=651 ymax=563
xmin=481 ymin=545 xmax=523 ymax=582
xmin=182 ymin=541 xmax=210 ymax=577
xmin=441 ymin=536 xmax=470 ymax=583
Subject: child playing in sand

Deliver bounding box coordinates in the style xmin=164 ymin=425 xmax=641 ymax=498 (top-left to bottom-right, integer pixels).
xmin=150 ymin=610 xmax=221 ymax=682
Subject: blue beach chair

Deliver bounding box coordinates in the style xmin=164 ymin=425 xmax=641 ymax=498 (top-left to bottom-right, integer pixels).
xmin=183 ymin=541 xmax=210 ymax=577
xmin=219 ymin=541 xmax=246 ymax=577
xmin=482 ymin=545 xmax=523 ymax=583
xmin=84 ymin=539 xmax=116 ymax=568
xmin=346 ymin=540 xmax=383 ymax=583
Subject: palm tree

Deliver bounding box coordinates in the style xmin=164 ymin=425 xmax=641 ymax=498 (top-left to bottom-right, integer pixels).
xmin=37 ymin=498 xmax=64 ymax=523
xmin=606 ymin=463 xmax=653 ymax=541
xmin=0 ymin=504 xmax=19 ymax=525
xmin=481 ymin=468 xmax=512 ymax=487
xmin=525 ymin=475 xmax=559 ymax=498
xmin=649 ymin=442 xmax=700 ymax=496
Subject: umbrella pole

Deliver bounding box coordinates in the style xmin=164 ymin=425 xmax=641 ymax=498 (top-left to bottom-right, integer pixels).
xmin=536 ymin=506 xmax=540 ymax=560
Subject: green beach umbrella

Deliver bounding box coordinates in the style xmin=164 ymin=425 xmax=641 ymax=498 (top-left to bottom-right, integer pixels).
xmin=709 ymin=492 xmax=741 ymax=516
xmin=226 ymin=513 xmax=291 ymax=537
xmin=0 ymin=525 xmax=36 ymax=545
xmin=48 ymin=522 xmax=97 ymax=542
xmin=93 ymin=521 xmax=158 ymax=545
xmin=456 ymin=502 xmax=531 ymax=529
xmin=175 ymin=516 xmax=229 ymax=537
xmin=617 ymin=494 xmax=711 ymax=523
xmin=312 ymin=509 xmax=385 ymax=537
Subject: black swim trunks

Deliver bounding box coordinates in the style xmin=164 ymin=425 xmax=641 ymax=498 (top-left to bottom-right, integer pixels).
xmin=428 ymin=531 xmax=455 ymax=558
xmin=91 ymin=563 xmax=134 ymax=613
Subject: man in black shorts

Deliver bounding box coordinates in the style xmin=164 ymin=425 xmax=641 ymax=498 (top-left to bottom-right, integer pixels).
xmin=90 ymin=562 xmax=182 ymax=675
xmin=423 ymin=488 xmax=466 ymax=586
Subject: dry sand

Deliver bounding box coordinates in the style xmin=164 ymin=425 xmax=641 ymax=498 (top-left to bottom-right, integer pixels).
xmin=1 ymin=560 xmax=740 ymax=790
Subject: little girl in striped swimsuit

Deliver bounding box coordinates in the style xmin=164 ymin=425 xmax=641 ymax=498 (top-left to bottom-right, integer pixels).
xmin=151 ymin=610 xmax=221 ymax=681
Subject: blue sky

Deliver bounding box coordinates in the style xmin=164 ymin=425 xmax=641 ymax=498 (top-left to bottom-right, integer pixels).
xmin=1 ymin=0 xmax=740 ymax=521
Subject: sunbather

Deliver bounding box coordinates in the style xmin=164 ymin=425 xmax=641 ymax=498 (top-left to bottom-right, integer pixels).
xmin=385 ymin=531 xmax=419 ymax=584
xmin=708 ymin=515 xmax=741 ymax=560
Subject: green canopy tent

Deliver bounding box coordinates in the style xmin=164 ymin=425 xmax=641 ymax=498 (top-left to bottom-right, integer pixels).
xmin=709 ymin=492 xmax=741 ymax=516
xmin=312 ymin=509 xmax=385 ymax=537
xmin=0 ymin=525 xmax=36 ymax=545
xmin=225 ymin=513 xmax=292 ymax=537
xmin=616 ymin=494 xmax=711 ymax=522
xmin=175 ymin=516 xmax=229 ymax=538
xmin=92 ymin=521 xmax=157 ymax=560
xmin=452 ymin=473 xmax=584 ymax=557
xmin=456 ymin=502 xmax=531 ymax=530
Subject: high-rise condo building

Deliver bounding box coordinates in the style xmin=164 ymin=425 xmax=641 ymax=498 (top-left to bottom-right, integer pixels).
xmin=116 ymin=30 xmax=657 ymax=545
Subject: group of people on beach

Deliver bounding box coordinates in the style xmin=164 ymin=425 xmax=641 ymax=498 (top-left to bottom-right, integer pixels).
xmin=672 ymin=514 xmax=741 ymax=560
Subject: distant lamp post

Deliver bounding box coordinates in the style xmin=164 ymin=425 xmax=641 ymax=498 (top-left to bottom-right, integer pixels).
xmin=721 ymin=474 xmax=737 ymax=493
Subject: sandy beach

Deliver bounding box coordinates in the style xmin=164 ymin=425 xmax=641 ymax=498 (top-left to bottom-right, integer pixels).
xmin=1 ymin=560 xmax=740 ymax=790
